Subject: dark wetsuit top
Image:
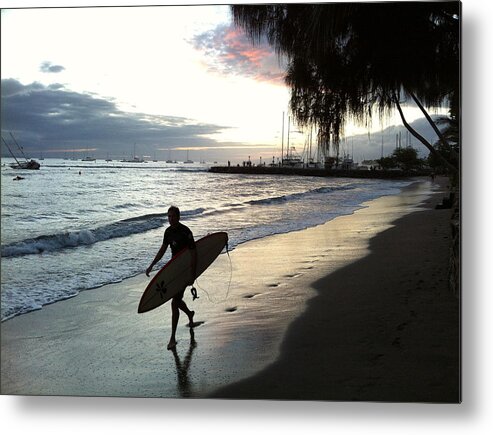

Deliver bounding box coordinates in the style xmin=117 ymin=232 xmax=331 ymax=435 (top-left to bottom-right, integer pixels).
xmin=163 ymin=222 xmax=196 ymax=256
xmin=163 ymin=222 xmax=195 ymax=300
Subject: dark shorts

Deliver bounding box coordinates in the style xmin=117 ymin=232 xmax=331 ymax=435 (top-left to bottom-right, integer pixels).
xmin=173 ymin=289 xmax=185 ymax=302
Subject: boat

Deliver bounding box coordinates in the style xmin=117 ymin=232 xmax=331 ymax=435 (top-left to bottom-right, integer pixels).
xmin=304 ymin=126 xmax=323 ymax=168
xmin=165 ymin=149 xmax=176 ymax=163
xmin=184 ymin=150 xmax=193 ymax=164
xmin=340 ymin=154 xmax=355 ymax=170
xmin=10 ymin=160 xmax=41 ymax=170
xmin=282 ymin=147 xmax=304 ymax=168
xmin=279 ymin=114 xmax=303 ymax=168
xmin=121 ymin=156 xmax=145 ymax=163
xmin=2 ymin=134 xmax=41 ymax=170
xmin=121 ymin=143 xmax=145 ymax=162
xmin=81 ymin=156 xmax=96 ymax=162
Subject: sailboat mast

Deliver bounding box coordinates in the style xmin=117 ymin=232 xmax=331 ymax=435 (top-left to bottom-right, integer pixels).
xmin=309 ymin=126 xmax=313 ymax=162
xmin=9 ymin=132 xmax=28 ymax=161
xmin=281 ymin=112 xmax=284 ymax=167
xmin=2 ymin=137 xmax=22 ymax=165
xmin=287 ymin=116 xmax=291 ymax=160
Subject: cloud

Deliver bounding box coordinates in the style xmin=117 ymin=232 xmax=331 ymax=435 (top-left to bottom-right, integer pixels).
xmin=191 ymin=24 xmax=286 ymax=86
xmin=40 ymin=61 xmax=66 ymax=73
xmin=1 ymin=79 xmax=45 ymax=97
xmin=1 ymin=79 xmax=230 ymax=157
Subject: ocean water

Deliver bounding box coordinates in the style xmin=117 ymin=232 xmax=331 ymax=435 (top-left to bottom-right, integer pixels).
xmin=1 ymin=159 xmax=411 ymax=321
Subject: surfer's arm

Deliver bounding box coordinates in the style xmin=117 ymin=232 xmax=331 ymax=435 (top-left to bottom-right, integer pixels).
xmin=146 ymin=243 xmax=168 ymax=276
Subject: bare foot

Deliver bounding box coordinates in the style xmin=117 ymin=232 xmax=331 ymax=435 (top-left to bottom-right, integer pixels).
xmin=187 ymin=311 xmax=195 ymax=327
xmin=167 ymin=339 xmax=177 ymax=350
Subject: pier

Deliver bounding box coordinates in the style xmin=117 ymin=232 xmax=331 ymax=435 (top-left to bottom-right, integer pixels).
xmin=209 ymin=165 xmax=429 ymax=179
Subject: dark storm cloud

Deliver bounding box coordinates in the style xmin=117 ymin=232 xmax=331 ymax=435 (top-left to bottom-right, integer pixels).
xmin=40 ymin=61 xmax=66 ymax=73
xmin=1 ymin=79 xmax=229 ymax=157
xmin=191 ymin=24 xmax=286 ymax=85
xmin=1 ymin=79 xmax=45 ymax=97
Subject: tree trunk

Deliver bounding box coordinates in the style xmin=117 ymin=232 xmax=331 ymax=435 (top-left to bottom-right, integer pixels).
xmin=409 ymin=91 xmax=460 ymax=164
xmin=393 ymin=96 xmax=458 ymax=175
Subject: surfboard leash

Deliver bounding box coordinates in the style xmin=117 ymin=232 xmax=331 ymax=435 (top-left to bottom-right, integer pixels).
xmin=193 ymin=242 xmax=233 ymax=304
xmin=190 ymin=286 xmax=199 ymax=301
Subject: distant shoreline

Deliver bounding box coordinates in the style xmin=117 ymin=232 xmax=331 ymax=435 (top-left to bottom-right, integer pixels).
xmin=209 ymin=165 xmax=432 ymax=179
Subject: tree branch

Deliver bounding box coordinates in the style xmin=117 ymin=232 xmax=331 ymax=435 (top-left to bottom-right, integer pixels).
xmin=393 ymin=95 xmax=458 ymax=174
xmin=409 ymin=91 xmax=460 ymax=163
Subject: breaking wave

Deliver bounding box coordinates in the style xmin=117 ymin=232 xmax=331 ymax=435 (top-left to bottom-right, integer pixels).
xmin=1 ymin=207 xmax=207 ymax=258
xmin=0 ymin=183 xmax=357 ymax=259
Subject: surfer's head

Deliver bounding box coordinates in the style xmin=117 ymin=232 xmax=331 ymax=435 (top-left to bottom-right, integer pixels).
xmin=168 ymin=206 xmax=180 ymax=227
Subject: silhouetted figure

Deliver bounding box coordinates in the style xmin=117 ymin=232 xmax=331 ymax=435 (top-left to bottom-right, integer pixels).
xmin=146 ymin=206 xmax=197 ymax=350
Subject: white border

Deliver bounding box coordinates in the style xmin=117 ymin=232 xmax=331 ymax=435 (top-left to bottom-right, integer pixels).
xmin=1 ymin=0 xmax=492 ymax=434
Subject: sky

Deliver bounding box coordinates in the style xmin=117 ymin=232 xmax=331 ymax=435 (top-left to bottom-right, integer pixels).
xmin=1 ymin=1 xmax=448 ymax=163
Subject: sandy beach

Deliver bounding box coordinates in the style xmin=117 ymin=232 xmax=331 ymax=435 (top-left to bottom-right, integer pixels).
xmin=211 ymin=177 xmax=460 ymax=402
xmin=0 ymin=177 xmax=459 ymax=402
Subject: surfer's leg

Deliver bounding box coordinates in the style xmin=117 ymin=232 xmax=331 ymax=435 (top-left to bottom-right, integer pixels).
xmin=175 ymin=290 xmax=195 ymax=325
xmin=168 ymin=298 xmax=179 ymax=350
xmin=178 ymin=301 xmax=195 ymax=326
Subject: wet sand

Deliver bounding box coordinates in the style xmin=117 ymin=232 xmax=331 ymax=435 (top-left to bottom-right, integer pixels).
xmin=211 ymin=178 xmax=460 ymax=402
xmin=1 ymin=178 xmax=459 ymax=401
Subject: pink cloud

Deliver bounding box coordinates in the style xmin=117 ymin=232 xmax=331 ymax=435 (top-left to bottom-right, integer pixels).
xmin=191 ymin=24 xmax=287 ymax=86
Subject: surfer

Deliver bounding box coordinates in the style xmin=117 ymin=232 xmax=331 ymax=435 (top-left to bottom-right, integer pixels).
xmin=146 ymin=205 xmax=197 ymax=350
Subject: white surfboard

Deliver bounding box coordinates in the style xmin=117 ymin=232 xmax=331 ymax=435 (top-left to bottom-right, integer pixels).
xmin=138 ymin=232 xmax=228 ymax=313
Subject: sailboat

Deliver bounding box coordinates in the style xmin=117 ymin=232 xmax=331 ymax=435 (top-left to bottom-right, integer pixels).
xmin=81 ymin=144 xmax=96 ymax=161
xmin=165 ymin=149 xmax=176 ymax=163
xmin=121 ymin=143 xmax=144 ymax=162
xmin=2 ymin=133 xmax=41 ymax=170
xmin=305 ymin=126 xmax=322 ymax=168
xmin=184 ymin=150 xmax=193 ymax=164
xmin=281 ymin=116 xmax=303 ymax=168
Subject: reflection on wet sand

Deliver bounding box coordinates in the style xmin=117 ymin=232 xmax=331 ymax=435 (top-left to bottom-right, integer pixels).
xmin=171 ymin=328 xmax=197 ymax=397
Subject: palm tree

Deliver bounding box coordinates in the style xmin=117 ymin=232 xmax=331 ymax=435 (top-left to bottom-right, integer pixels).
xmin=232 ymin=2 xmax=460 ymax=173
